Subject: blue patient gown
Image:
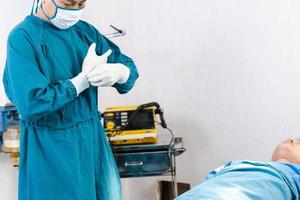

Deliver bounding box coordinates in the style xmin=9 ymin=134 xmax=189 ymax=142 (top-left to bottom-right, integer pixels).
xmin=176 ymin=160 xmax=300 ymax=200
xmin=2 ymin=15 xmax=139 ymax=200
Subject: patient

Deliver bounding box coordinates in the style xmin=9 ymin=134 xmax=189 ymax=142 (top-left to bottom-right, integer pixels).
xmin=176 ymin=138 xmax=300 ymax=200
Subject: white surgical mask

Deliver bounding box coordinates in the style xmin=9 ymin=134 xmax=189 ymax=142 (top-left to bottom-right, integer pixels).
xmin=41 ymin=0 xmax=85 ymax=29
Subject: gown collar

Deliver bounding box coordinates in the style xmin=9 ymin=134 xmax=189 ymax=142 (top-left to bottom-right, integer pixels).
xmin=26 ymin=15 xmax=59 ymax=30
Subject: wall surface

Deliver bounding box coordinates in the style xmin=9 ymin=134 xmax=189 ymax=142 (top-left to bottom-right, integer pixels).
xmin=0 ymin=1 xmax=32 ymax=200
xmin=2 ymin=0 xmax=300 ymax=199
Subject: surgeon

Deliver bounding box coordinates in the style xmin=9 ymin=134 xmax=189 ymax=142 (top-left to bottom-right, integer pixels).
xmin=2 ymin=0 xmax=139 ymax=199
xmin=176 ymin=138 xmax=300 ymax=200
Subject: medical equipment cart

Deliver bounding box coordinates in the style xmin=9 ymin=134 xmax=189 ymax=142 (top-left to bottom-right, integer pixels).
xmin=112 ymin=137 xmax=185 ymax=198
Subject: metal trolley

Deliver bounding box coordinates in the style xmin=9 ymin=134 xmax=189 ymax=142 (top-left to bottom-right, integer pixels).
xmin=112 ymin=137 xmax=186 ymax=198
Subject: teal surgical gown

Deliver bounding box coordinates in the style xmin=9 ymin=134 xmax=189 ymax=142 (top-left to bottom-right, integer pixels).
xmin=2 ymin=15 xmax=139 ymax=200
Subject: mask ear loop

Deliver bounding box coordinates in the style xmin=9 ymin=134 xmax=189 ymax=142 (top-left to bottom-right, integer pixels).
xmin=41 ymin=0 xmax=58 ymax=20
xmin=31 ymin=0 xmax=41 ymax=15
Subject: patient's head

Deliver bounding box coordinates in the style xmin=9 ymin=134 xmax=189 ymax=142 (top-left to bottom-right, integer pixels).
xmin=272 ymin=138 xmax=300 ymax=164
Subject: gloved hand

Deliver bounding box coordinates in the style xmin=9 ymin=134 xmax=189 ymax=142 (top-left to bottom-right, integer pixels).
xmin=86 ymin=63 xmax=130 ymax=87
xmin=82 ymin=43 xmax=112 ymax=74
xmin=71 ymin=43 xmax=112 ymax=95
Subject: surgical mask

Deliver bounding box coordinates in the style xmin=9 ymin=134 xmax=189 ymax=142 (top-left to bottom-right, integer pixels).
xmin=41 ymin=0 xmax=85 ymax=29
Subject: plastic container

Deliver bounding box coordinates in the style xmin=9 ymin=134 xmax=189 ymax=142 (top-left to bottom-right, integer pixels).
xmin=3 ymin=126 xmax=20 ymax=150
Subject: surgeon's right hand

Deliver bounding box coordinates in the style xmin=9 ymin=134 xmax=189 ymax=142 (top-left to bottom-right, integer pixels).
xmin=70 ymin=43 xmax=112 ymax=96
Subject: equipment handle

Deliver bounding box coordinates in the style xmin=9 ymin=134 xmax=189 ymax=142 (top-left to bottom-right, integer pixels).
xmin=124 ymin=161 xmax=143 ymax=167
xmin=137 ymin=102 xmax=168 ymax=128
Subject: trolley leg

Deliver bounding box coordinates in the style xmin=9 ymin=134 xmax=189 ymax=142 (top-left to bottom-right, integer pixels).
xmin=171 ymin=152 xmax=178 ymax=198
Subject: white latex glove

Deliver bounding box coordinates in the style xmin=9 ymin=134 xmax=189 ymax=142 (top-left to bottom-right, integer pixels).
xmin=70 ymin=43 xmax=112 ymax=95
xmin=86 ymin=63 xmax=130 ymax=87
xmin=82 ymin=43 xmax=112 ymax=74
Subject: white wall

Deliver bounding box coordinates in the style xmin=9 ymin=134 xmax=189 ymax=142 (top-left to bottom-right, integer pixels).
xmin=0 ymin=0 xmax=33 ymax=105
xmin=0 ymin=1 xmax=33 ymax=200
xmin=2 ymin=0 xmax=300 ymax=199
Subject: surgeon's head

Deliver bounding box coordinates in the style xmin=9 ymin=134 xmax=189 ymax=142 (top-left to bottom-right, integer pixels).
xmin=35 ymin=0 xmax=87 ymax=29
xmin=271 ymin=138 xmax=300 ymax=164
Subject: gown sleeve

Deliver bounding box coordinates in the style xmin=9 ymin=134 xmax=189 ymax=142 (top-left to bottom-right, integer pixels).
xmin=2 ymin=29 xmax=77 ymax=122
xmin=94 ymin=28 xmax=139 ymax=94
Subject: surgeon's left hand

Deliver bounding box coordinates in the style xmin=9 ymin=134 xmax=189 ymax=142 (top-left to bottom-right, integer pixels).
xmin=82 ymin=43 xmax=112 ymax=74
xmin=86 ymin=63 xmax=130 ymax=87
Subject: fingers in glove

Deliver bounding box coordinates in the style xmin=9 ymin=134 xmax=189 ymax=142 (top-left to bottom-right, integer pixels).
xmin=86 ymin=43 xmax=96 ymax=57
xmin=100 ymin=49 xmax=112 ymax=62
xmin=88 ymin=74 xmax=108 ymax=83
xmin=86 ymin=67 xmax=108 ymax=79
xmin=91 ymin=80 xmax=115 ymax=87
xmin=87 ymin=50 xmax=112 ymax=73
xmin=91 ymin=81 xmax=114 ymax=87
xmin=91 ymin=82 xmax=114 ymax=87
xmin=90 ymin=76 xmax=115 ymax=87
